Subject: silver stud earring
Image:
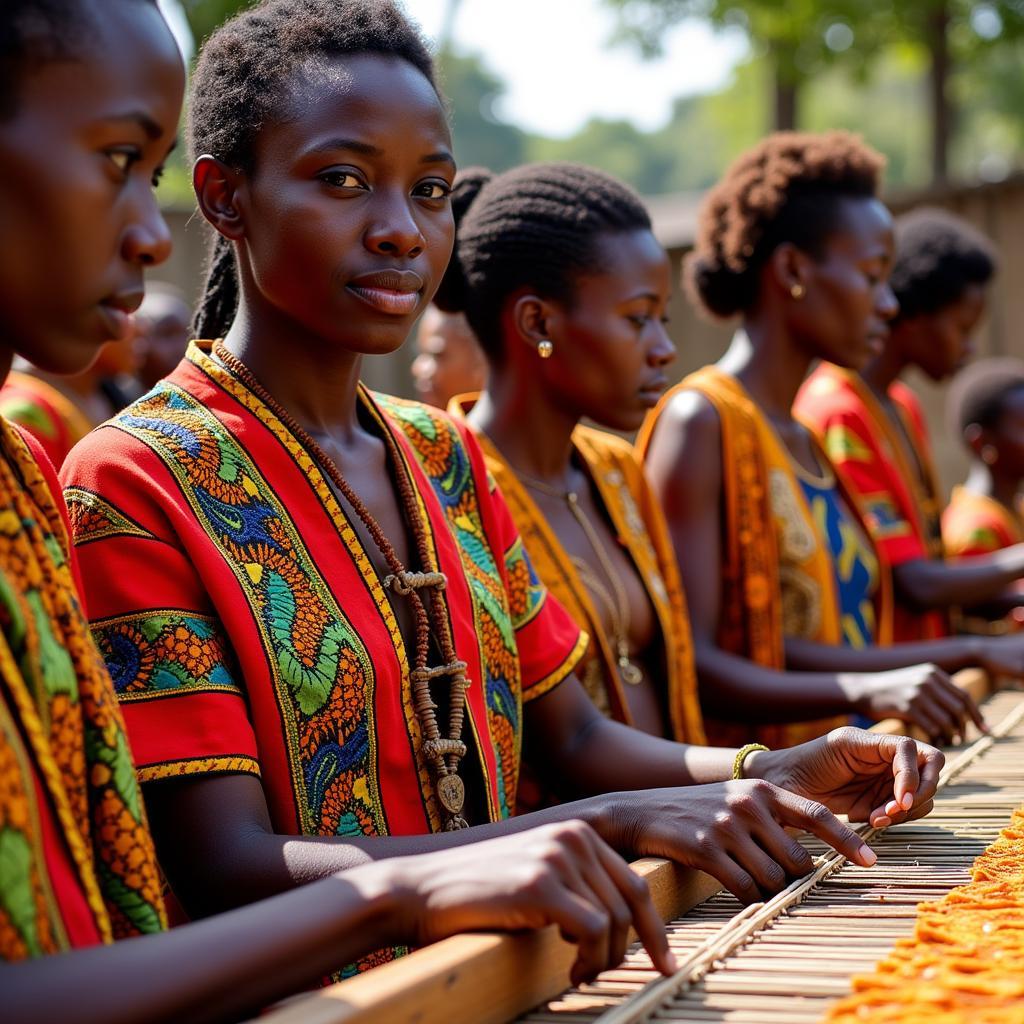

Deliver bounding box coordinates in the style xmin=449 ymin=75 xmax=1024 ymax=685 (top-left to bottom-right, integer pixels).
xmin=537 ymin=339 xmax=554 ymax=359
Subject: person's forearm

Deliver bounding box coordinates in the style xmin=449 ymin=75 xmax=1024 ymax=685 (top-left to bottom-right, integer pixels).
xmin=895 ymin=548 xmax=1024 ymax=609
xmin=1 ymin=863 xmax=412 ymax=1024
xmin=785 ymin=636 xmax=976 ymax=674
xmin=693 ymin=641 xmax=856 ymax=721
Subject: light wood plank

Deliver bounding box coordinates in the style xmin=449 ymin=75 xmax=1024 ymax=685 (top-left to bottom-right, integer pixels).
xmin=254 ymin=859 xmax=721 ymax=1024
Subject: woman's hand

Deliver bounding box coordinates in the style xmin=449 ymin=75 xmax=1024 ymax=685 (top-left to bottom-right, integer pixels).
xmin=845 ymin=663 xmax=984 ymax=743
xmin=971 ymin=633 xmax=1024 ymax=681
xmin=600 ymin=781 xmax=878 ymax=906
xmin=748 ymin=727 xmax=944 ymax=829
xmin=383 ymin=820 xmax=675 ymax=986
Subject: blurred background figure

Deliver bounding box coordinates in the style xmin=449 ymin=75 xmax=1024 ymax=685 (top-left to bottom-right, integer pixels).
xmin=411 ymin=303 xmax=488 ymax=408
xmin=944 ymin=357 xmax=1024 ymax=633
xmin=134 ymin=281 xmax=192 ymax=389
xmin=0 ymin=335 xmax=143 ymax=469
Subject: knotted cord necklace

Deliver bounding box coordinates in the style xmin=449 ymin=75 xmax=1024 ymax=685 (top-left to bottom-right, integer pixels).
xmin=212 ymin=341 xmax=471 ymax=830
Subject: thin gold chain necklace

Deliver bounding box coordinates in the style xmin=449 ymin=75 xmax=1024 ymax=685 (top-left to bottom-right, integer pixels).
xmin=519 ymin=471 xmax=644 ymax=686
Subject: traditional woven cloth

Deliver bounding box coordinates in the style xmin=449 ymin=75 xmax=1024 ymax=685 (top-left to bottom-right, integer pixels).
xmin=450 ymin=395 xmax=704 ymax=746
xmin=637 ymin=365 xmax=893 ymax=748
xmin=796 ymin=362 xmax=948 ymax=642
xmin=0 ymin=420 xmax=165 ymax=961
xmin=826 ymin=805 xmax=1024 ymax=1022
xmin=0 ymin=370 xmax=93 ymax=470
xmin=61 ymin=342 xmax=585 ymax=839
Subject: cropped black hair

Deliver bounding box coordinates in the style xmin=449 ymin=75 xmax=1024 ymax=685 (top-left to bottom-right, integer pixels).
xmin=947 ymin=358 xmax=1024 ymax=439
xmin=0 ymin=0 xmax=156 ymax=120
xmin=686 ymin=131 xmax=885 ymax=319
xmin=434 ymin=161 xmax=652 ymax=359
xmin=890 ymin=208 xmax=997 ymax=323
xmin=189 ymin=0 xmax=437 ymax=339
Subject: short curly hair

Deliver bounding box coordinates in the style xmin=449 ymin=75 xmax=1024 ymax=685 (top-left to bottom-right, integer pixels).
xmin=434 ymin=161 xmax=652 ymax=359
xmin=947 ymin=357 xmax=1024 ymax=438
xmin=686 ymin=131 xmax=886 ymax=319
xmin=889 ymin=208 xmax=997 ymax=323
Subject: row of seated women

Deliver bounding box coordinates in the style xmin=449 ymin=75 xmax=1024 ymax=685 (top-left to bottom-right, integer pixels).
xmin=4 ymin=0 xmax=1021 ymax=1020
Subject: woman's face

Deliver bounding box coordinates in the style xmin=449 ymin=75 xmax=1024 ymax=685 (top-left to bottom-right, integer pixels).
xmin=0 ymin=1 xmax=183 ymax=374
xmin=896 ymin=283 xmax=988 ymax=382
xmin=791 ymin=197 xmax=898 ymax=370
xmin=989 ymin=387 xmax=1024 ymax=480
xmin=541 ymin=229 xmax=675 ymax=433
xmin=232 ymin=54 xmax=455 ymax=357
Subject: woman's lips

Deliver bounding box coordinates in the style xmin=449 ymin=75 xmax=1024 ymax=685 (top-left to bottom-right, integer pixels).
xmin=346 ymin=285 xmax=421 ymax=316
xmin=97 ymin=303 xmax=135 ymax=341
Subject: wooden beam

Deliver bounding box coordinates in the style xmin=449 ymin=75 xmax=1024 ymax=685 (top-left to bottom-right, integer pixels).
xmin=254 ymin=859 xmax=721 ymax=1024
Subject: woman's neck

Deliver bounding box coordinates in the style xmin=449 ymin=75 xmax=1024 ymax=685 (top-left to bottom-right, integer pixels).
xmin=221 ymin=293 xmax=364 ymax=447
xmin=861 ymin=342 xmax=905 ymax=397
xmin=719 ymin=318 xmax=813 ymax=423
xmin=468 ymin=363 xmax=579 ymax=486
xmin=965 ymin=459 xmax=1021 ymax=510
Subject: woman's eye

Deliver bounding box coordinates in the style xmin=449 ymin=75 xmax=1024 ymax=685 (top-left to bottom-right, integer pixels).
xmin=416 ymin=181 xmax=451 ymax=200
xmin=628 ymin=314 xmax=651 ymax=328
xmin=321 ymin=171 xmax=365 ymax=189
xmin=151 ymin=165 xmax=166 ymax=189
xmin=106 ymin=148 xmax=139 ymax=176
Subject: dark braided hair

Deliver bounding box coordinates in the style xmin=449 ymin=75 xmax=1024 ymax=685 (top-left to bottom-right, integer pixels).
xmin=188 ymin=0 xmax=437 ymax=339
xmin=434 ymin=161 xmax=652 ymax=360
xmin=0 ymin=0 xmax=156 ymax=120
xmin=890 ymin=208 xmax=997 ymax=324
xmin=686 ymin=131 xmax=885 ymax=320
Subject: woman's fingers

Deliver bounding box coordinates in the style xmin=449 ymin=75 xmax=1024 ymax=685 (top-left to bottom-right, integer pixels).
xmin=592 ymin=840 xmax=676 ymax=976
xmin=772 ymin=788 xmax=877 ymax=868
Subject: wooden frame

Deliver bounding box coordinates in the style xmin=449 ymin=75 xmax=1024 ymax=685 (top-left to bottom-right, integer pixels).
xmin=251 ymin=668 xmax=994 ymax=1024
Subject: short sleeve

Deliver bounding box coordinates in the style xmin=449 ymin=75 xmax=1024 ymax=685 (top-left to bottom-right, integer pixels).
xmin=60 ymin=427 xmax=261 ymax=785
xmin=482 ymin=469 xmax=588 ymax=702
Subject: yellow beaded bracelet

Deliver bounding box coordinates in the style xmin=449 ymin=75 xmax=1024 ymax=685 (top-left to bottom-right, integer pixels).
xmin=732 ymin=742 xmax=770 ymax=780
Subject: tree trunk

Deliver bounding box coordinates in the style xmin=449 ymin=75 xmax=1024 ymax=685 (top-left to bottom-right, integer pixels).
xmin=928 ymin=1 xmax=951 ymax=183
xmin=771 ymin=47 xmax=798 ymax=131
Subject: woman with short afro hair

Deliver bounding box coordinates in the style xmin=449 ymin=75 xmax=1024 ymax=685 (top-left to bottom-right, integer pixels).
xmin=641 ymin=131 xmax=1024 ymax=748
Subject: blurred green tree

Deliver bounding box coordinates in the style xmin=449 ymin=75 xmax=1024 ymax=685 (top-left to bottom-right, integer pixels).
xmin=602 ymin=0 xmax=1024 ymax=181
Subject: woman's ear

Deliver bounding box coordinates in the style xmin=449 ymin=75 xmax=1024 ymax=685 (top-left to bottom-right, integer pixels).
xmin=193 ymin=155 xmax=246 ymax=241
xmin=510 ymin=292 xmax=558 ymax=359
xmin=769 ymin=242 xmax=814 ymax=300
xmin=964 ymin=422 xmax=986 ymax=459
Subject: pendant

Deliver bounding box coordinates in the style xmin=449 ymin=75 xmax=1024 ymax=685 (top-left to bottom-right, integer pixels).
xmin=437 ymin=772 xmax=466 ymax=815
xmin=618 ymin=649 xmax=644 ymax=686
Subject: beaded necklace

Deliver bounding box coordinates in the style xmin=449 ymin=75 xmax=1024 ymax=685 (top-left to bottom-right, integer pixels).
xmin=212 ymin=341 xmax=471 ymax=830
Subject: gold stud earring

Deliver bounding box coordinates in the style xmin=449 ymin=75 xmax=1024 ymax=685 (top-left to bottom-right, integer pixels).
xmin=982 ymin=444 xmax=998 ymax=465
xmin=790 ymin=283 xmax=805 ymax=300
xmin=537 ymin=339 xmax=554 ymax=359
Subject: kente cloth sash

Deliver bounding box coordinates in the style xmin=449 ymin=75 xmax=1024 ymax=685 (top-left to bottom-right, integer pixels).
xmin=637 ymin=365 xmax=893 ymax=748
xmin=0 ymin=421 xmax=165 ymax=961
xmin=826 ymin=805 xmax=1024 ymax=1023
xmin=0 ymin=370 xmax=93 ymax=470
xmin=449 ymin=394 xmax=705 ymax=746
xmin=60 ymin=342 xmax=586 ymax=845
xmin=796 ymin=362 xmax=948 ymax=642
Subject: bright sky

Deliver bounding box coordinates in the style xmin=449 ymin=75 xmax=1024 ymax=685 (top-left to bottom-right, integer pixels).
xmin=401 ymin=0 xmax=748 ymax=137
